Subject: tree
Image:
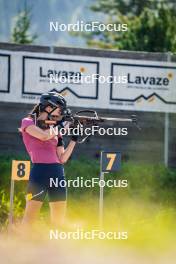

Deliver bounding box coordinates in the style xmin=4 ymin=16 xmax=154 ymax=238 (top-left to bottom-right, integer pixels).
xmin=91 ymin=0 xmax=157 ymax=16
xmin=11 ymin=7 xmax=37 ymax=44
xmin=118 ymin=7 xmax=176 ymax=52
xmin=81 ymin=1 xmax=176 ymax=52
xmin=91 ymin=0 xmax=176 ymax=16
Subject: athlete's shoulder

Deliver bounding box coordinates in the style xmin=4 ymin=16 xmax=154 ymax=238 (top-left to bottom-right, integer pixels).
xmin=21 ymin=117 xmax=35 ymax=131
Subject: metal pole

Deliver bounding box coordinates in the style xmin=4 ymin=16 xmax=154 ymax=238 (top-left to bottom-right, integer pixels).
xmin=164 ymin=52 xmax=171 ymax=167
xmin=99 ymin=172 xmax=105 ymax=229
xmin=9 ymin=179 xmax=15 ymax=227
xmin=164 ymin=112 xmax=169 ymax=166
xmin=99 ymin=152 xmax=104 ymax=228
xmin=50 ymin=46 xmax=54 ymax=54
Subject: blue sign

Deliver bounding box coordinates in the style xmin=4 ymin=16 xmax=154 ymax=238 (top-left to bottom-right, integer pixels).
xmin=101 ymin=151 xmax=121 ymax=172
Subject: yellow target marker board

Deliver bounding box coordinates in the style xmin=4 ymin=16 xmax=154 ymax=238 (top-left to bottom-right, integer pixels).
xmin=9 ymin=160 xmax=30 ymax=227
xmin=11 ymin=160 xmax=30 ymax=181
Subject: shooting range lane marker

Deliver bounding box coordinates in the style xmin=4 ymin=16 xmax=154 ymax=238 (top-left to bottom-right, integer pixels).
xmin=99 ymin=151 xmax=121 ymax=229
xmin=8 ymin=160 xmax=30 ymax=230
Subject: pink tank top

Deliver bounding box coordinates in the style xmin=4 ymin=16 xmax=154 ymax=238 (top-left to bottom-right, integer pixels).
xmin=21 ymin=117 xmax=62 ymax=164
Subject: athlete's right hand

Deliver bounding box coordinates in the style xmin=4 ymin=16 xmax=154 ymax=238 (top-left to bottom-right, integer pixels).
xmin=70 ymin=120 xmax=82 ymax=142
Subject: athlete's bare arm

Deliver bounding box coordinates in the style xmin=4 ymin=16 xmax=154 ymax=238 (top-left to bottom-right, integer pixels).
xmin=25 ymin=125 xmax=55 ymax=141
xmin=57 ymin=141 xmax=76 ymax=164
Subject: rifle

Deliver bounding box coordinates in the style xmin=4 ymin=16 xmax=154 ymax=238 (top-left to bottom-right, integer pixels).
xmin=44 ymin=109 xmax=140 ymax=144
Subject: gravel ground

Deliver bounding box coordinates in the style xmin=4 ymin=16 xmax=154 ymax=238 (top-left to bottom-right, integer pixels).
xmin=0 ymin=234 xmax=175 ymax=264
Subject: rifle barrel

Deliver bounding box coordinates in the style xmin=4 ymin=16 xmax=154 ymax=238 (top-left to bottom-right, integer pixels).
xmin=74 ymin=115 xmax=133 ymax=122
xmin=100 ymin=117 xmax=133 ymax=122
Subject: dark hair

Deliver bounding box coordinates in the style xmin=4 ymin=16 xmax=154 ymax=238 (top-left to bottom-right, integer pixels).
xmin=28 ymin=104 xmax=41 ymax=119
xmin=18 ymin=104 xmax=41 ymax=133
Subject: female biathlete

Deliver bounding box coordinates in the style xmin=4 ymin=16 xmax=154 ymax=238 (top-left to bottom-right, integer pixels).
xmin=20 ymin=92 xmax=77 ymax=228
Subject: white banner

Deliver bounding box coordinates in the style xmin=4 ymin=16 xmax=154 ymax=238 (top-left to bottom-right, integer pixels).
xmin=0 ymin=49 xmax=176 ymax=113
xmin=22 ymin=56 xmax=99 ymax=99
xmin=110 ymin=62 xmax=176 ymax=112
xmin=0 ymin=53 xmax=10 ymax=93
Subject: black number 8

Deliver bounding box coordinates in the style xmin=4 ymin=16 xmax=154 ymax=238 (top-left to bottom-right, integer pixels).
xmin=17 ymin=163 xmax=25 ymax=177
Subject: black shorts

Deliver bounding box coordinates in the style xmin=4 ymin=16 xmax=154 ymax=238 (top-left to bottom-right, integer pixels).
xmin=27 ymin=163 xmax=67 ymax=202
